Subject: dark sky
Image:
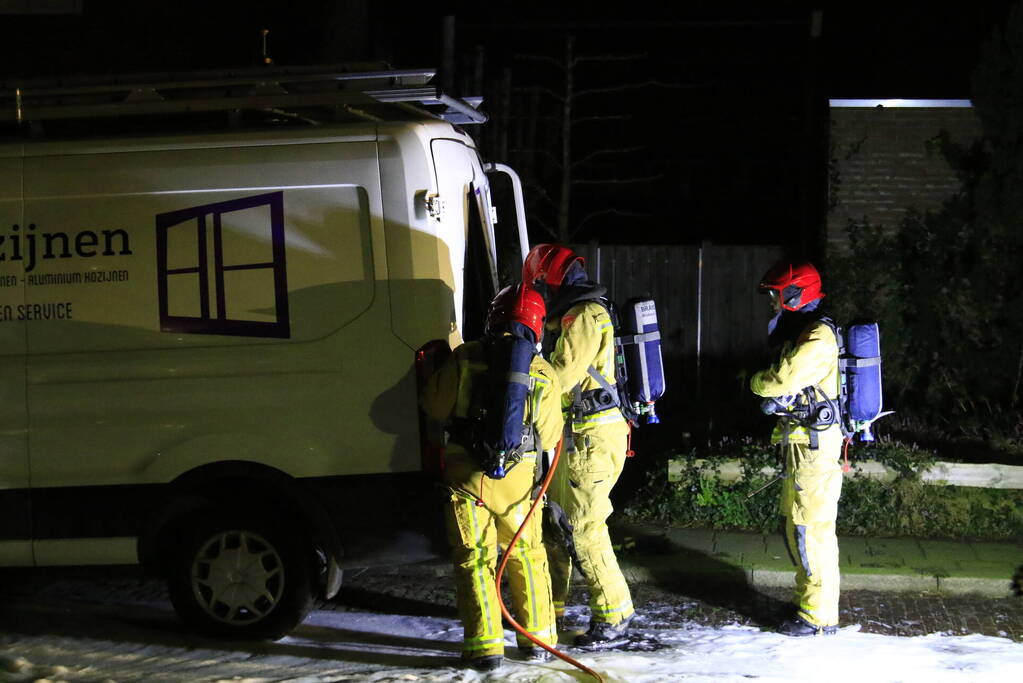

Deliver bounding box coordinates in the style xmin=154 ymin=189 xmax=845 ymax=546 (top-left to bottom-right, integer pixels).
xmin=389 ymin=3 xmax=1015 ymax=98
xmin=0 ymin=3 xmax=1012 ymax=94
xmin=0 ymin=1 xmax=1016 ymax=247
xmin=819 ymin=3 xmax=1013 ymax=97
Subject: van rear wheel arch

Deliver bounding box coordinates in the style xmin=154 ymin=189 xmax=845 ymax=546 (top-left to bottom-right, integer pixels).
xmin=140 ymin=462 xmax=344 ymax=592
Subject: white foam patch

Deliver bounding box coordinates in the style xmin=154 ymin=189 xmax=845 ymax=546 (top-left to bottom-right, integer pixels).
xmin=3 ymin=609 xmax=1023 ymax=682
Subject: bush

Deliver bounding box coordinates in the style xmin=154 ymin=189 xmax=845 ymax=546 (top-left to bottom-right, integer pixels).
xmin=839 ymin=476 xmax=1023 ymax=539
xmin=622 ymin=438 xmax=781 ymax=533
xmin=825 ymin=7 xmax=1023 ymax=448
xmin=624 ymin=439 xmax=1023 ymax=541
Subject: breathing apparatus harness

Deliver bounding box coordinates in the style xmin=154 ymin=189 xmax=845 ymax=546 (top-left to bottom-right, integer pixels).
xmin=447 ymin=418 xmax=537 ymax=478
xmin=760 ymin=313 xmax=890 ymax=453
xmin=446 ymin=333 xmax=540 ymax=479
xmin=575 ymin=366 xmax=623 ymax=421
xmin=551 ymin=290 xmax=664 ymax=433
xmin=759 ymin=310 xmax=842 ymax=451
xmin=760 ymin=384 xmax=841 ymax=450
xmin=545 ymin=283 xmax=624 ymax=423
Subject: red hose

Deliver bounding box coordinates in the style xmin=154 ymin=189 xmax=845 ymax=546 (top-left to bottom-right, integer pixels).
xmin=494 ymin=436 xmax=605 ymax=683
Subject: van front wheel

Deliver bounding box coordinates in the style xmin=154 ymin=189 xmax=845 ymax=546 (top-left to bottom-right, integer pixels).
xmin=167 ymin=514 xmax=314 ymax=640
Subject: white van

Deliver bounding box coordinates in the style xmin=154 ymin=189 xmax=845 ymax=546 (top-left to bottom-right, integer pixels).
xmin=0 ymin=66 xmax=528 ymax=638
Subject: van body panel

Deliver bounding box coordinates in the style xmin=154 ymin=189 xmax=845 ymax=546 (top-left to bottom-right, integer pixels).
xmin=27 ymin=469 xmax=445 ymax=568
xmin=0 ymin=540 xmax=33 ymax=566
xmin=0 ymin=118 xmax=502 ymax=570
xmin=20 ymin=127 xmax=379 ymax=158
xmin=33 ymin=537 xmax=138 ymax=566
xmin=0 ymin=154 xmax=30 ymax=563
xmin=380 ymin=126 xmax=458 ymax=351
xmin=20 ymin=137 xmax=402 ymax=495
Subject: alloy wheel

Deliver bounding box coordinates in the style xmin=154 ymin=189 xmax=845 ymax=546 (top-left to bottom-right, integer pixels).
xmin=190 ymin=530 xmax=285 ymax=625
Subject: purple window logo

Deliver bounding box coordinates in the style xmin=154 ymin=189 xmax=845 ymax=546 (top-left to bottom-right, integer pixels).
xmin=156 ymin=192 xmax=290 ymax=339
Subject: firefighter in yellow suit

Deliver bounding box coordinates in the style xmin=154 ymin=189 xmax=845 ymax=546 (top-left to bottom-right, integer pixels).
xmin=750 ymin=261 xmax=842 ymax=636
xmin=523 ymin=244 xmax=635 ymax=646
xmin=420 ymin=284 xmax=564 ymax=671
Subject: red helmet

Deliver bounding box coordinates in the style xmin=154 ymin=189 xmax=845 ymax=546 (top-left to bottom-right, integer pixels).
xmin=487 ymin=283 xmax=546 ymax=341
xmin=522 ymin=244 xmax=584 ymax=291
xmin=759 ymin=261 xmax=825 ymax=311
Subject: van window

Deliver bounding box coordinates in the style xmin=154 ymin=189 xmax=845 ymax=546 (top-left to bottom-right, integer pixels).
xmin=461 ymin=184 xmax=495 ymax=341
xmin=157 ymin=191 xmax=290 ymax=339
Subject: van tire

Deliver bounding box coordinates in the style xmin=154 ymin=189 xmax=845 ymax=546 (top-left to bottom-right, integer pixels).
xmin=166 ymin=512 xmax=315 ymax=640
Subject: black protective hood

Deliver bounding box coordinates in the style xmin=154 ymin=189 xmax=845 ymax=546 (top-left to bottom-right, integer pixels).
xmin=546 ymin=280 xmax=607 ymax=320
xmin=767 ymin=299 xmax=824 ymax=350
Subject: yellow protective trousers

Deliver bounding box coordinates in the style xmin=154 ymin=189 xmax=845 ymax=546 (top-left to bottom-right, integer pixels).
xmin=443 ymin=451 xmax=556 ymax=658
xmin=779 ymin=438 xmax=843 ymax=628
xmin=546 ymin=419 xmax=634 ymax=626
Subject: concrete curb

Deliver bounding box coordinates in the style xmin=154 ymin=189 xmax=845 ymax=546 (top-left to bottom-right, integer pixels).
xmin=611 ymin=524 xmax=1023 ymax=598
xmin=396 ymin=558 xmax=1018 ymax=598
xmin=617 ymin=561 xmax=1017 ymax=597
xmin=388 ymin=527 xmax=1021 ymax=598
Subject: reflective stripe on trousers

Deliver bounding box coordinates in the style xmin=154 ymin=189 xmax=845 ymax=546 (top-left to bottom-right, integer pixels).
xmin=779 ymin=439 xmax=843 ymax=628
xmin=444 ymin=453 xmax=556 ymax=655
xmin=546 ymin=419 xmax=634 ymax=626
xmin=784 ymin=516 xmax=840 ymax=627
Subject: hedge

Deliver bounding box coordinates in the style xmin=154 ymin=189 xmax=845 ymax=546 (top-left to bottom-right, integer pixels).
xmin=623 ymin=438 xmax=1023 ymax=541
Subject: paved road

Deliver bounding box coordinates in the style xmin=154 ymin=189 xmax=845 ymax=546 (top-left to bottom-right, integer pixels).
xmin=4 ymin=562 xmax=1023 ymax=642
xmin=335 ymin=561 xmax=1023 ymax=642
xmin=1 ymin=562 xmax=1021 ymax=682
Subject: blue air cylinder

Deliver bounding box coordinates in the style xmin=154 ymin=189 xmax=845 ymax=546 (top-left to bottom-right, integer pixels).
xmin=483 ymin=334 xmax=535 ymax=477
xmin=622 ymin=298 xmax=666 ymax=423
xmin=842 ymin=321 xmax=883 ymax=441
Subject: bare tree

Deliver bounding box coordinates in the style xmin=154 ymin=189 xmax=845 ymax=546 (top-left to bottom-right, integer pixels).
xmin=505 ymin=35 xmax=700 ymax=243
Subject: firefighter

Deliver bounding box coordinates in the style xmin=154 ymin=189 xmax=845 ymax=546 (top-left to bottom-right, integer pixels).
xmin=523 ymin=244 xmax=635 ymax=646
xmin=420 ymin=284 xmax=564 ymax=671
xmin=750 ymin=261 xmax=843 ymax=636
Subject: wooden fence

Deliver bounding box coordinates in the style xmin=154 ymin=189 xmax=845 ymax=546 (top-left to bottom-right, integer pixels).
xmin=572 ymin=242 xmax=784 ymax=436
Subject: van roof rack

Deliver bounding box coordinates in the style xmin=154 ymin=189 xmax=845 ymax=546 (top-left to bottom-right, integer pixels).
xmin=0 ymin=63 xmax=487 ymax=131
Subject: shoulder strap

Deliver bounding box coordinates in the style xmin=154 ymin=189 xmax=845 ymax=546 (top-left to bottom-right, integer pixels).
xmin=586 ymin=366 xmax=620 ymax=407
xmin=814 ymin=315 xmax=845 ymax=355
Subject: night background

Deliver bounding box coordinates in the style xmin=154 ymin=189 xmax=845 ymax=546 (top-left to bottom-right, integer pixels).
xmin=2 ymin=5 xmax=1021 ymax=472
xmin=0 ymin=1 xmax=1014 ymax=249
xmin=1 ymin=2 xmax=1023 ymax=679
xmin=2 ymin=0 xmax=1021 ymax=505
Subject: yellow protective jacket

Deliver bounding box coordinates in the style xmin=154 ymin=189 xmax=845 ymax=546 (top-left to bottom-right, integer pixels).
xmin=750 ymin=319 xmax=841 ymax=445
xmin=420 ymin=338 xmax=564 ymax=458
xmin=549 ymin=300 xmax=624 ymax=429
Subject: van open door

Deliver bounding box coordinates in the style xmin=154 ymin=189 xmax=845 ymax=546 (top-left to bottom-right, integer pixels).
xmin=484 ymin=162 xmax=530 ymax=283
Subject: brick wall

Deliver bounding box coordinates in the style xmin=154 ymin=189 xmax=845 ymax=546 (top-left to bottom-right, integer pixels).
xmin=827 ymin=104 xmax=981 ymax=252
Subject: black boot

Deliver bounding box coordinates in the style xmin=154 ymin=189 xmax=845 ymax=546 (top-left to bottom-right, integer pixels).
xmin=518 ymin=645 xmax=554 ymax=662
xmin=778 ymin=616 xmax=838 ymax=637
xmin=461 ymin=653 xmax=504 ymax=671
xmin=574 ymin=613 xmax=634 ymax=646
